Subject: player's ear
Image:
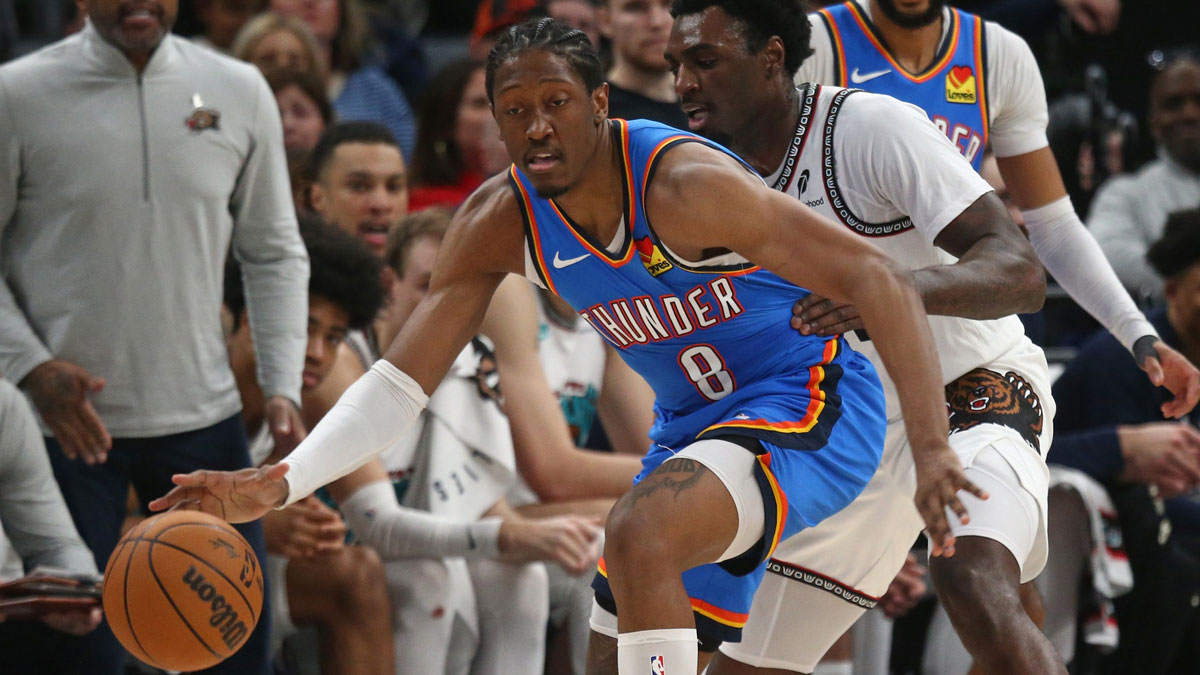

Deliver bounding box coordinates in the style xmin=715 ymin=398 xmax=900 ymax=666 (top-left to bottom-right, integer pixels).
xmin=309 ymin=181 xmax=327 ymax=213
xmin=761 ymin=36 xmax=787 ymax=77
xmin=592 ymin=82 xmax=610 ymax=123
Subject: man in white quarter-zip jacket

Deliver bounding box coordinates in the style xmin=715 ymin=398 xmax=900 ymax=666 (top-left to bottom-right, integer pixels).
xmin=0 ymin=1 xmax=308 ymax=673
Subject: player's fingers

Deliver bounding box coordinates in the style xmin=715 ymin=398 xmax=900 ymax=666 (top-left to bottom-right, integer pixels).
xmin=960 ymin=477 xmax=990 ymax=502
xmin=815 ymin=317 xmax=865 ymax=337
xmin=171 ymin=469 xmax=217 ymax=487
xmin=263 ymin=463 xmax=290 ymax=482
xmin=49 ymin=421 xmax=85 ymax=461
xmin=1143 ymin=353 xmax=1165 ymax=387
xmin=166 ymin=497 xmax=203 ymax=513
xmin=945 ymin=494 xmax=970 ymax=525
xmin=1166 ymin=449 xmax=1200 ymax=484
xmin=148 ymin=485 xmax=194 ymax=512
xmin=798 ymin=298 xmax=840 ymax=324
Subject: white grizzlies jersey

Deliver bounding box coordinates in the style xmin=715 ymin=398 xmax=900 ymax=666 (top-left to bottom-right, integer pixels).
xmin=770 ymin=84 xmax=1052 ymax=454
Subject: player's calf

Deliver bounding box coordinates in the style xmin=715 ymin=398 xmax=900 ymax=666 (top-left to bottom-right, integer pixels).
xmin=929 ymin=537 xmax=1063 ymax=675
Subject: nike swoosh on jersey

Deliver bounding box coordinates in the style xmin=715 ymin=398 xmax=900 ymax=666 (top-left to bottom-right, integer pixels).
xmin=553 ymin=251 xmax=590 ymax=268
xmin=849 ymin=67 xmax=892 ymax=83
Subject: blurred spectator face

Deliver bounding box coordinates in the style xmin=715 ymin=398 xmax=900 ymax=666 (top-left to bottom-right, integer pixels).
xmin=276 ymin=84 xmax=326 ymax=151
xmin=389 ymin=236 xmax=440 ymax=330
xmin=874 ymin=0 xmax=945 ymax=28
xmin=302 ymin=296 xmax=349 ymax=391
xmin=547 ymin=0 xmax=600 ymax=48
xmin=196 ymin=0 xmax=264 ymax=50
xmin=456 ymin=67 xmax=510 ymax=176
xmin=310 ymin=143 xmax=408 ymax=257
xmin=249 ymin=27 xmax=315 ymax=72
xmin=601 ymin=0 xmax=673 ymax=73
xmin=270 ymin=0 xmax=339 ymax=45
xmin=1151 ymin=59 xmax=1200 ymax=172
xmin=84 ymin=0 xmax=178 ymax=54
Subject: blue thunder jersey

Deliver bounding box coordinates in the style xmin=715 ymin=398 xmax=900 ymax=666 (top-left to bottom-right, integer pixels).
xmin=817 ymin=2 xmax=989 ymax=169
xmin=510 ymin=118 xmax=880 ymax=454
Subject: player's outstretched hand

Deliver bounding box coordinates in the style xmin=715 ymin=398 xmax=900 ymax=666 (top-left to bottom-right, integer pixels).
xmin=913 ymin=443 xmax=988 ymax=558
xmin=498 ymin=515 xmax=603 ymax=576
xmin=148 ymin=464 xmax=291 ymax=524
xmin=1134 ymin=337 xmax=1200 ymax=419
xmin=791 ymin=294 xmax=862 ymax=337
xmin=42 ymin=606 xmax=103 ymax=636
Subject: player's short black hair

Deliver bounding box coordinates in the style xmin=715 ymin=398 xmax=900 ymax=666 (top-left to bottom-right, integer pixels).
xmin=310 ymin=121 xmax=401 ymax=180
xmin=225 ymin=215 xmax=384 ymax=331
xmin=670 ymin=0 xmax=812 ymax=77
xmin=1147 ymin=208 xmax=1200 ymax=280
xmin=485 ymin=17 xmax=604 ymax=105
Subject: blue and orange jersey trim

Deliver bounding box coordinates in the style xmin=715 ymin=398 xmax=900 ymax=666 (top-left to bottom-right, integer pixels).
xmin=822 ymin=2 xmax=961 ymax=84
xmin=509 ymin=165 xmax=560 ymax=295
xmin=698 ymin=338 xmax=840 ymax=441
xmin=972 ymin=15 xmax=989 ymax=147
xmin=594 ymin=557 xmax=751 ymax=631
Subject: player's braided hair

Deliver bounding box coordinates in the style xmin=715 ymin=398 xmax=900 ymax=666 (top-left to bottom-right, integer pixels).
xmin=670 ymin=0 xmax=812 ymax=77
xmin=1147 ymin=208 xmax=1200 ymax=280
xmin=485 ymin=17 xmax=604 ymax=104
xmin=225 ymin=215 xmax=384 ymax=332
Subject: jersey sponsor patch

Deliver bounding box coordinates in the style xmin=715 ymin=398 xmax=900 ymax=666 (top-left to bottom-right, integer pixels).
xmin=945 ymin=65 xmax=977 ymax=104
xmin=635 ymin=236 xmax=674 ymax=277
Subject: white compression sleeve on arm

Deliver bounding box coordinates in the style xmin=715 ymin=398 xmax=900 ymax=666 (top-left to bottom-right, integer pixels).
xmin=281 ymin=360 xmax=428 ymax=506
xmin=1023 ymin=196 xmax=1157 ymax=352
xmin=340 ymin=481 xmax=503 ymax=559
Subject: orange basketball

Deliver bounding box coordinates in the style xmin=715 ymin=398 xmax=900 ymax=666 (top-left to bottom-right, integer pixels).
xmin=102 ymin=510 xmax=264 ymax=672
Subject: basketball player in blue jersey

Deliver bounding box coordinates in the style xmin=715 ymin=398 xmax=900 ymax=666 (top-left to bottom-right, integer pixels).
xmin=150 ymin=18 xmax=984 ymax=675
xmin=662 ymin=2 xmax=1198 ymax=674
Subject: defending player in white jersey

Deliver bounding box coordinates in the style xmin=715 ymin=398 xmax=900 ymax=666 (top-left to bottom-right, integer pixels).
xmin=665 ymin=1 xmax=1200 ymax=674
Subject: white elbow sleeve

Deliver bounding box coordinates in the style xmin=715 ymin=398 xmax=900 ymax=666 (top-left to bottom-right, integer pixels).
xmin=281 ymin=360 xmax=429 ymax=506
xmin=340 ymin=481 xmax=502 ymax=560
xmin=1022 ymin=196 xmax=1157 ymax=352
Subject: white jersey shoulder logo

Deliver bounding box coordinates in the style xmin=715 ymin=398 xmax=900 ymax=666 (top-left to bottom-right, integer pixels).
xmin=553 ymin=251 xmax=590 ymax=269
xmin=850 ymin=67 xmax=892 ymax=84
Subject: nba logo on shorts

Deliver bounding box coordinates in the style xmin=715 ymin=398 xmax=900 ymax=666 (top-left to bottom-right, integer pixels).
xmin=650 ymin=655 xmax=666 ymax=674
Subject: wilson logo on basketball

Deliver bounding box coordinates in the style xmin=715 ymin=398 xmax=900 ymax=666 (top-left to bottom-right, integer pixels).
xmin=945 ymin=65 xmax=977 ymax=104
xmin=183 ymin=565 xmax=250 ymax=649
xmin=635 ymin=236 xmax=673 ymax=277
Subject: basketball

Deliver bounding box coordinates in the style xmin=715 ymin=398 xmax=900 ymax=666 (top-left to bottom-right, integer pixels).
xmin=102 ymin=510 xmax=264 ymax=672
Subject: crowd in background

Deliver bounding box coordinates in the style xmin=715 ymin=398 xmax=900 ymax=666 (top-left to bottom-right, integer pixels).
xmin=0 ymin=0 xmax=1198 ymax=674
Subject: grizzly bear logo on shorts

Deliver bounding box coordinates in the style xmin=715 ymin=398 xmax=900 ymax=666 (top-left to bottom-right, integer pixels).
xmin=944 ymin=369 xmax=1043 ymax=451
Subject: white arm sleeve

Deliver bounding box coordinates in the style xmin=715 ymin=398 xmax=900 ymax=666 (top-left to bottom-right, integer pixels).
xmin=1022 ymin=197 xmax=1158 ymax=352
xmin=340 ymin=481 xmax=502 ymax=560
xmin=281 ymin=360 xmax=429 ymax=506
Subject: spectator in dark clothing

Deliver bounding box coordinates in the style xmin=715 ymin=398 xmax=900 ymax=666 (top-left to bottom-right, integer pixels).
xmin=1048 ymin=207 xmax=1200 ymax=674
xmin=598 ymin=0 xmax=688 ymax=128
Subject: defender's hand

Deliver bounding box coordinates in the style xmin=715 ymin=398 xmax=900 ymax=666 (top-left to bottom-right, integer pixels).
xmin=498 ymin=515 xmax=603 ymax=576
xmin=147 ymin=463 xmax=291 ymax=523
xmin=21 ymin=360 xmax=111 ymax=464
xmin=265 ymin=396 xmax=307 ymax=459
xmin=913 ymin=443 xmax=988 ymax=558
xmin=880 ymin=553 xmax=927 ymax=619
xmin=1134 ymin=338 xmax=1200 ymax=419
xmin=42 ymin=606 xmax=103 ymax=636
xmin=263 ymin=497 xmax=347 ymax=558
xmin=791 ymin=294 xmax=863 ymax=337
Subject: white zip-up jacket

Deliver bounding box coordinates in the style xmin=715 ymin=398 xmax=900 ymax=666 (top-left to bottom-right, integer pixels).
xmin=0 ymin=24 xmax=308 ymax=437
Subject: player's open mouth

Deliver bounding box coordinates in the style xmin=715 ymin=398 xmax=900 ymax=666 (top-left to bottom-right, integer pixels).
xmin=525 ymin=151 xmax=561 ymax=172
xmin=682 ymin=104 xmax=709 ymax=130
xmin=358 ymin=222 xmax=389 ymax=249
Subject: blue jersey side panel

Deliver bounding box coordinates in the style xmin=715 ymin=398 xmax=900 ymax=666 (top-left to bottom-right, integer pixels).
xmin=510 ymin=119 xmax=882 ymax=452
xmin=818 ymin=2 xmax=989 ymax=169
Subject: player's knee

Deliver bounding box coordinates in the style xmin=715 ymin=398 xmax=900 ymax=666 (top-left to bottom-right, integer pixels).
xmin=326 ymin=546 xmax=390 ymax=620
xmin=604 ymin=495 xmax=675 ymax=574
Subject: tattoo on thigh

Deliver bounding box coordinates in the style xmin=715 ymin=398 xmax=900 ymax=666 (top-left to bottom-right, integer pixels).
xmin=626 ymin=459 xmax=709 ymax=510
